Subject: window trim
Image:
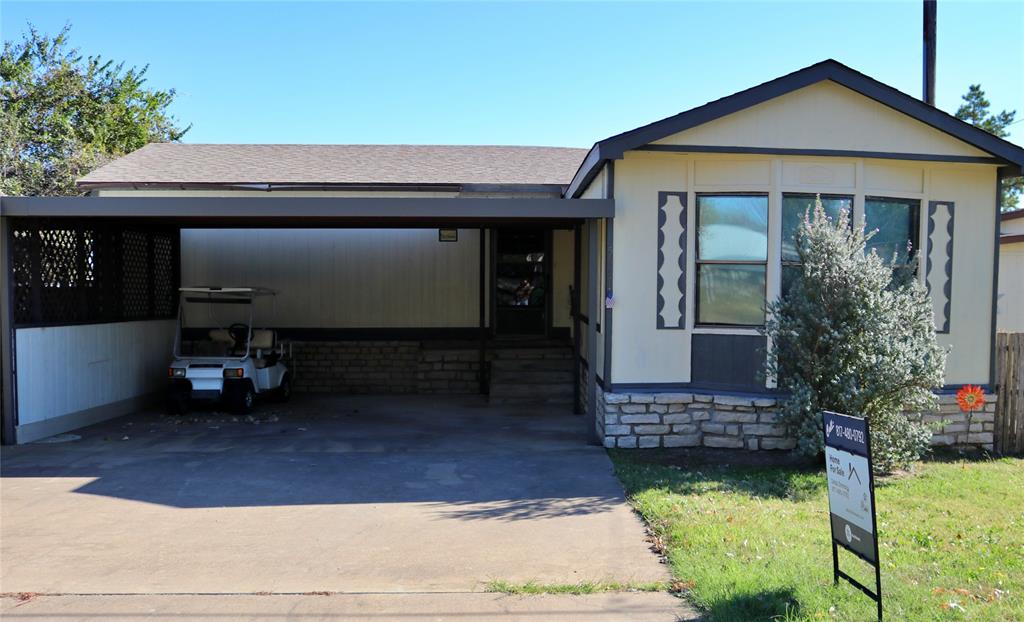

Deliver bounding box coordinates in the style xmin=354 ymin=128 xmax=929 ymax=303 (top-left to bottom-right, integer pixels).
xmin=694 ymin=192 xmax=769 ymax=328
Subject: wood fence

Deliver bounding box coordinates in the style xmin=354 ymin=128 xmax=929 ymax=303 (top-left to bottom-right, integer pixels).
xmin=995 ymin=332 xmax=1024 ymax=455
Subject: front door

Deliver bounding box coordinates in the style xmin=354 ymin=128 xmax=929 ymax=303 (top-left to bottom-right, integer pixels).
xmin=494 ymin=228 xmax=549 ymax=336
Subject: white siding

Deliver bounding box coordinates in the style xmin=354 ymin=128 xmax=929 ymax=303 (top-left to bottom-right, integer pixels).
xmin=181 ymin=229 xmax=483 ymax=327
xmin=15 ymin=320 xmax=175 ymax=425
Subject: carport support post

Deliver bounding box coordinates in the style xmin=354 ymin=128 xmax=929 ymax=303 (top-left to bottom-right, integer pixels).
xmin=0 ymin=216 xmax=15 ymax=444
xmin=586 ymin=219 xmax=600 ymax=445
xmin=479 ymin=227 xmax=487 ymax=395
xmin=572 ymin=223 xmax=582 ymax=415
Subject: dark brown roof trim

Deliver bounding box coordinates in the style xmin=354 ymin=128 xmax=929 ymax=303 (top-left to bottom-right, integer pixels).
xmin=1001 ymin=234 xmax=1024 ymax=244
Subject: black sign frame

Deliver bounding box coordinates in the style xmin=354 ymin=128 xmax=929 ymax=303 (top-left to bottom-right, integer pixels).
xmin=823 ymin=411 xmax=882 ymax=622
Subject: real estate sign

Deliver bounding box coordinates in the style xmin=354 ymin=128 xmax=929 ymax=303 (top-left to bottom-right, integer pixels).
xmin=823 ymin=411 xmax=883 ymax=621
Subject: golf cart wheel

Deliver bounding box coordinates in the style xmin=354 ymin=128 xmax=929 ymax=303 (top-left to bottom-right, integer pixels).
xmin=164 ymin=387 xmax=189 ymax=416
xmin=165 ymin=390 xmax=189 ymax=416
xmin=276 ymin=375 xmax=292 ymax=403
xmin=228 ymin=381 xmax=256 ymax=414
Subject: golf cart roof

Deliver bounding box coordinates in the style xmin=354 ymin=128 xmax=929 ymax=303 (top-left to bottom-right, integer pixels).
xmin=179 ymin=286 xmax=277 ymax=296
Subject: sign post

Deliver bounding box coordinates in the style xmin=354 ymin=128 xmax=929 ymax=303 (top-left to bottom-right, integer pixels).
xmin=823 ymin=411 xmax=882 ymax=621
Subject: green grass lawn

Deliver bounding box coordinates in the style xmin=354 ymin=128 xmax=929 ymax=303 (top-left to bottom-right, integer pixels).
xmin=610 ymin=451 xmax=1023 ymax=622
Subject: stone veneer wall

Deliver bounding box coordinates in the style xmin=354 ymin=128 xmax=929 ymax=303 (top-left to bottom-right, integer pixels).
xmin=290 ymin=341 xmax=480 ymax=394
xmin=597 ymin=387 xmax=996 ymax=451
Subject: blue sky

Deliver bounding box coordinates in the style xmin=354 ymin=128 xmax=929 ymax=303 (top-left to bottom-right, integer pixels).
xmin=3 ymin=1 xmax=1022 ymax=147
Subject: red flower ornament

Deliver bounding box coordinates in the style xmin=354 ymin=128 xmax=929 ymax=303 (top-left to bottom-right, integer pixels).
xmin=955 ymin=385 xmax=985 ymax=413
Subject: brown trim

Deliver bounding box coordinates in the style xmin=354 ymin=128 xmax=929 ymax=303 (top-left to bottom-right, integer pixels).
xmin=0 ymin=196 xmax=615 ymax=221
xmin=1001 ymin=209 xmax=1024 ymax=222
xmin=1002 ymin=234 xmax=1024 ymax=244
xmin=636 ymin=144 xmax=1003 ymax=165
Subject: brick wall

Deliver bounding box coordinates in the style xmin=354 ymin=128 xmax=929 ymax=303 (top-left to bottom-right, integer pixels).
xmin=596 ymin=387 xmax=996 ymax=451
xmin=290 ymin=341 xmax=480 ymax=394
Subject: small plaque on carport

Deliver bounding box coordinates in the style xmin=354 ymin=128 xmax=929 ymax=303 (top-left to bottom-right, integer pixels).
xmin=823 ymin=410 xmax=883 ymax=621
xmin=438 ymin=229 xmax=458 ymax=242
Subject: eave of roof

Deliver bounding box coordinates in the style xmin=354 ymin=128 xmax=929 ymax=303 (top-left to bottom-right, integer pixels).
xmin=565 ymin=59 xmax=1024 ymax=198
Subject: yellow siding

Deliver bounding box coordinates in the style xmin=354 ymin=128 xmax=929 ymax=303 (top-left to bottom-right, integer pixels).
xmin=653 ymin=81 xmax=991 ymax=158
xmin=611 ymin=150 xmax=998 ymax=386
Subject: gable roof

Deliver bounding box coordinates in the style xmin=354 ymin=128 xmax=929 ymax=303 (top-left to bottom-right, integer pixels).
xmin=566 ymin=59 xmax=1024 ymax=197
xmin=78 ymin=143 xmax=589 ymax=191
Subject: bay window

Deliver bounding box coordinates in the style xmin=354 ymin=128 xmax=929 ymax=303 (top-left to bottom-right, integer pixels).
xmin=695 ymin=194 xmax=768 ymax=326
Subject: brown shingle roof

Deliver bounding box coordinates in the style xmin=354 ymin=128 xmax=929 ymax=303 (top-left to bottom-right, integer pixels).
xmin=77 ymin=143 xmax=588 ymax=188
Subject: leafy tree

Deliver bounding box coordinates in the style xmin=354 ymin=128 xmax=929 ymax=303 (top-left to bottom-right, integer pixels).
xmin=954 ymin=84 xmax=1021 ymax=211
xmin=763 ymin=198 xmax=946 ymax=474
xmin=1 ymin=25 xmax=188 ymax=196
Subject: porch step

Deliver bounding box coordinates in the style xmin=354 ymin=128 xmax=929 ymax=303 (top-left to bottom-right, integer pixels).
xmin=490 ymin=348 xmax=573 ymax=360
xmin=487 ymin=346 xmax=575 ymax=407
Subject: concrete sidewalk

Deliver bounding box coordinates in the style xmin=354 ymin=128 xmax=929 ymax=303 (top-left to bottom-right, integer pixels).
xmin=0 ymin=592 xmax=697 ymax=621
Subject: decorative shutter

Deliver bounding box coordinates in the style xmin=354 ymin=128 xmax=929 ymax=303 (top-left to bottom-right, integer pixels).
xmin=925 ymin=201 xmax=955 ymax=333
xmin=657 ymin=192 xmax=687 ymax=329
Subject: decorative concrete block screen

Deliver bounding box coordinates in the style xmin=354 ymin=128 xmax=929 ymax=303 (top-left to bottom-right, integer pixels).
xmin=10 ymin=219 xmax=180 ymax=327
xmin=598 ymin=388 xmax=995 ymax=451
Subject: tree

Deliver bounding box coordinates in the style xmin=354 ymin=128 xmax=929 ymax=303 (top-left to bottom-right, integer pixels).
xmin=763 ymin=198 xmax=947 ymax=474
xmin=954 ymin=84 xmax=1021 ymax=211
xmin=1 ymin=25 xmax=188 ymax=196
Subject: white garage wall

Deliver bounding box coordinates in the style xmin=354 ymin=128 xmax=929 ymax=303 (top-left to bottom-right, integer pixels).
xmin=181 ymin=229 xmax=483 ymax=328
xmin=15 ymin=319 xmax=176 ymax=442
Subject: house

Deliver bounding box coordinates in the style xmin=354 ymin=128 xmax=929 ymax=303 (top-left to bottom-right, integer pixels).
xmin=2 ymin=59 xmax=1022 ymax=449
xmin=998 ymin=209 xmax=1024 ymax=331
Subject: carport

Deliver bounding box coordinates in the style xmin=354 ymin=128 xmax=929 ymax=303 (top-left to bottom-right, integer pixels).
xmin=0 ymin=194 xmax=614 ymax=445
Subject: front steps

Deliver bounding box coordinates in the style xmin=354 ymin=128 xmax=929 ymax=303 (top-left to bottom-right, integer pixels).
xmin=488 ymin=346 xmax=575 ymax=406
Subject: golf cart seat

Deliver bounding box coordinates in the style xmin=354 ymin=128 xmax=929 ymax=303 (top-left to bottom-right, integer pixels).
xmin=252 ymin=329 xmax=280 ymax=368
xmin=251 ymin=329 xmax=276 ymax=350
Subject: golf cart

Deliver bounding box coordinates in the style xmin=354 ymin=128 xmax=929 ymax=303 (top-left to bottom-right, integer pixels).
xmin=166 ymin=287 xmax=292 ymax=414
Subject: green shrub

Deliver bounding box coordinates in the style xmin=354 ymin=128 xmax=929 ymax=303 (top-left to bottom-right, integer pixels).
xmin=763 ymin=197 xmax=946 ymax=473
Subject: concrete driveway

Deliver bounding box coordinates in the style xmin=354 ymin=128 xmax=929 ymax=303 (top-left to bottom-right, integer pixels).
xmin=1 ymin=395 xmax=693 ymax=620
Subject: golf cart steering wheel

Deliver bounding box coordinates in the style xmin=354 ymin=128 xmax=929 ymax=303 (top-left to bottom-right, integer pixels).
xmin=228 ymin=323 xmax=250 ymax=350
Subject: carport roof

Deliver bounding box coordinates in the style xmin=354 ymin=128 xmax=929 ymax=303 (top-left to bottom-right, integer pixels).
xmin=77 ymin=143 xmax=589 ymax=190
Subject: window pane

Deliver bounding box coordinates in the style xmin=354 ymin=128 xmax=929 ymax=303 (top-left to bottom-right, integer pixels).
xmin=697 ymin=195 xmax=768 ymax=261
xmin=781 ymin=195 xmax=852 ymax=262
xmin=781 ymin=264 xmax=801 ymax=298
xmin=865 ymin=198 xmax=918 ymax=264
xmin=697 ymin=264 xmax=766 ymax=325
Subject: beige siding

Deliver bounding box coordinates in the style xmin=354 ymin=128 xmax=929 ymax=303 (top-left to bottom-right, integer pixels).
xmin=552 ymin=229 xmax=575 ymax=328
xmin=611 ymin=150 xmax=998 ymax=386
xmin=182 ymin=229 xmax=482 ymax=328
xmin=653 ymin=81 xmax=991 ymax=158
xmin=998 ymin=240 xmax=1024 ymax=332
xmin=15 ymin=320 xmax=175 ymax=425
